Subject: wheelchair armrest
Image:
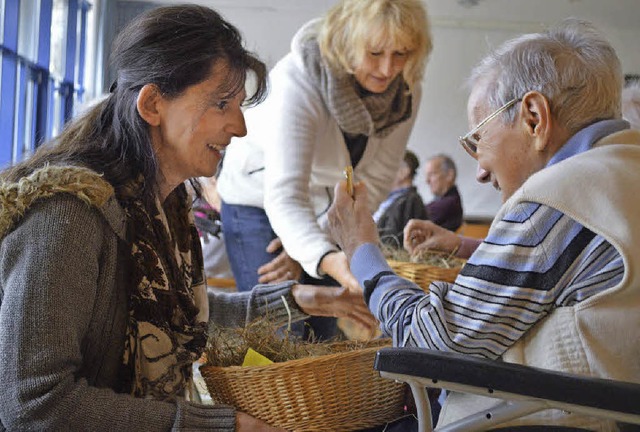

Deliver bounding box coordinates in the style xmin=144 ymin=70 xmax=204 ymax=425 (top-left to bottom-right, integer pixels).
xmin=374 ymin=347 xmax=640 ymax=417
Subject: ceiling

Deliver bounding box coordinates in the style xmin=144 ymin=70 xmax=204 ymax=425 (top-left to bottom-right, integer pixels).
xmin=141 ymin=0 xmax=640 ymax=30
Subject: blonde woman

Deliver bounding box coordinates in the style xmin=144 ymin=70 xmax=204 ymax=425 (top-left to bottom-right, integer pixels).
xmin=218 ymin=0 xmax=432 ymax=339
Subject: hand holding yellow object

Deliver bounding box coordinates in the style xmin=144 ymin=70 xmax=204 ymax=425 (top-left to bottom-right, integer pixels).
xmin=344 ymin=165 xmax=354 ymax=198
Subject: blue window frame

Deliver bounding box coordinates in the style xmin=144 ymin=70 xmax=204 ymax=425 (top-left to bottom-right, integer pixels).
xmin=0 ymin=0 xmax=91 ymax=168
xmin=0 ymin=0 xmax=19 ymax=167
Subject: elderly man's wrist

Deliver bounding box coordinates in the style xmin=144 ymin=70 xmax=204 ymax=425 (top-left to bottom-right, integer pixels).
xmin=456 ymin=236 xmax=481 ymax=259
xmin=343 ymin=239 xmax=368 ymax=261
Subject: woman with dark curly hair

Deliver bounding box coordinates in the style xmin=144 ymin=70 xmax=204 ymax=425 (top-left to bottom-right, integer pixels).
xmin=0 ymin=5 xmax=374 ymax=431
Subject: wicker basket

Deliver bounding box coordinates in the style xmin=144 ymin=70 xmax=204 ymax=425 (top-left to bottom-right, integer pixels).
xmin=387 ymin=259 xmax=464 ymax=292
xmin=199 ymin=338 xmax=405 ymax=431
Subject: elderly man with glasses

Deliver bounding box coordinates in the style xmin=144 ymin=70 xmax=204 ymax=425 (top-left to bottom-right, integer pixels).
xmin=328 ymin=18 xmax=640 ymax=430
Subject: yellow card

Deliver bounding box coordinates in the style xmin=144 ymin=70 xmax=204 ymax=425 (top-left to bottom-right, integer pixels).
xmin=242 ymin=348 xmax=274 ymax=367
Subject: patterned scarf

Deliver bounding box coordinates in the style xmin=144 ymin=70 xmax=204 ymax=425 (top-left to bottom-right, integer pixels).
xmin=301 ymin=38 xmax=412 ymax=138
xmin=118 ymin=178 xmax=209 ymax=401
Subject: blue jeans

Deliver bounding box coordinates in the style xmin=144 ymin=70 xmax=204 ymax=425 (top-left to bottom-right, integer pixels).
xmin=220 ymin=202 xmax=278 ymax=292
xmin=220 ymin=201 xmax=339 ymax=340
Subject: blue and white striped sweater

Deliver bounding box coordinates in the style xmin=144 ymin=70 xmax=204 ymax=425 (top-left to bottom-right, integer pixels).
xmin=353 ymin=203 xmax=624 ymax=360
xmin=352 ymin=119 xmax=629 ymax=360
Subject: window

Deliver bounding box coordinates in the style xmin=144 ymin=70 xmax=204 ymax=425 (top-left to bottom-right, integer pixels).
xmin=17 ymin=0 xmax=39 ymax=61
xmin=0 ymin=0 xmax=5 ymax=45
xmin=0 ymin=0 xmax=92 ymax=168
xmin=0 ymin=51 xmax=3 ymax=102
xmin=0 ymin=0 xmax=4 ymax=102
xmin=73 ymin=1 xmax=91 ymax=113
xmin=48 ymin=0 xmax=68 ymax=138
xmin=12 ymin=62 xmax=37 ymax=163
xmin=0 ymin=0 xmax=18 ymax=166
xmin=50 ymin=0 xmax=68 ymax=79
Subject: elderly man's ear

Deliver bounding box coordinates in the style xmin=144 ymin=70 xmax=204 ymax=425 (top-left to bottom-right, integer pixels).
xmin=521 ymin=91 xmax=553 ymax=152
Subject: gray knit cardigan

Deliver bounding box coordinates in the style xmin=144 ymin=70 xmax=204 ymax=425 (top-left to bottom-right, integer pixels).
xmin=0 ymin=166 xmax=305 ymax=431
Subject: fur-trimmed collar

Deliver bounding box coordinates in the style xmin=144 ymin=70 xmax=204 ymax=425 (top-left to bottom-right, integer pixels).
xmin=0 ymin=165 xmax=122 ymax=239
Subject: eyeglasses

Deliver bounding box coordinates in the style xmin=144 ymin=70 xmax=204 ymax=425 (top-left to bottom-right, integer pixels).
xmin=458 ymin=97 xmax=522 ymax=158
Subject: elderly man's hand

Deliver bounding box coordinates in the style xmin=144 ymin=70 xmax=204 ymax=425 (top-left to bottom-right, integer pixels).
xmin=403 ymin=219 xmax=462 ymax=256
xmin=327 ymin=180 xmax=380 ymax=261
xmin=291 ymin=284 xmax=377 ymax=331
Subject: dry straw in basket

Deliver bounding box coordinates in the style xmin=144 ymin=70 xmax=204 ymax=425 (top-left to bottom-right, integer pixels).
xmin=201 ymin=320 xmax=406 ymax=431
xmin=383 ymin=246 xmax=466 ymax=292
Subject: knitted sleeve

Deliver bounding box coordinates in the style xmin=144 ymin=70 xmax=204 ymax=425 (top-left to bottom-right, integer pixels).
xmin=208 ymin=281 xmax=308 ymax=328
xmin=0 ymin=195 xmax=236 ymax=431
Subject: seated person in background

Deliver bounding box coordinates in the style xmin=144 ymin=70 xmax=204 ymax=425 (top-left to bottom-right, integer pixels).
xmin=622 ymin=80 xmax=640 ymax=129
xmin=403 ymin=154 xmax=467 ymax=256
xmin=328 ymin=18 xmax=639 ymax=429
xmin=374 ymin=150 xmax=427 ymax=248
xmin=423 ymin=154 xmax=463 ymax=231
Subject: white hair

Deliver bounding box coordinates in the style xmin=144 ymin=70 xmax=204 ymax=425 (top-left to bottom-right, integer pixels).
xmin=622 ymin=81 xmax=640 ymax=130
xmin=468 ymin=18 xmax=622 ymax=135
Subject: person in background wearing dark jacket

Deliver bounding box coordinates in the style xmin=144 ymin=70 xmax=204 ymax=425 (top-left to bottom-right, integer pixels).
xmin=424 ymin=154 xmax=463 ymax=231
xmin=374 ymin=150 xmax=427 ymax=247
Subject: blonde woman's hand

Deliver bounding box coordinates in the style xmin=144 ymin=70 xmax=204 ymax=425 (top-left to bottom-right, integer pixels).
xmin=291 ymin=284 xmax=377 ymax=331
xmin=317 ymin=251 xmax=361 ymax=294
xmin=236 ymin=412 xmax=287 ymax=432
xmin=257 ymin=238 xmax=303 ymax=284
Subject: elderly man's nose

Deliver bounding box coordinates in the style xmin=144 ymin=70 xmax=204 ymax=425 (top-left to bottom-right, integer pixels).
xmin=476 ymin=164 xmax=491 ymax=183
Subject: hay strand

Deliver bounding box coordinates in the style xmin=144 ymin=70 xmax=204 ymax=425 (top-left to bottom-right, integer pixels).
xmin=206 ymin=316 xmax=378 ymax=367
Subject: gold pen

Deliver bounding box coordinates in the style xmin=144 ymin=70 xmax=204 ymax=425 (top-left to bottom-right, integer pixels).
xmin=344 ymin=165 xmax=354 ymax=198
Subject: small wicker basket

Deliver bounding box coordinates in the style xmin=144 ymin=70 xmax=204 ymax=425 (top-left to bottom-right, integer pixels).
xmin=387 ymin=259 xmax=464 ymax=292
xmin=199 ymin=338 xmax=405 ymax=431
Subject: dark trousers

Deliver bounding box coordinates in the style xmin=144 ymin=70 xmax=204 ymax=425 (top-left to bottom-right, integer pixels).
xmin=221 ymin=201 xmax=339 ymax=340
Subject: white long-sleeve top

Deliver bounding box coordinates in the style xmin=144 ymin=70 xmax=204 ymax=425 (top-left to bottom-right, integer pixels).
xmin=217 ymin=20 xmax=422 ymax=278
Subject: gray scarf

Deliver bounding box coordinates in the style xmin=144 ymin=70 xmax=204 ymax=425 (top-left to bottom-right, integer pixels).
xmin=301 ymin=39 xmax=412 ymax=138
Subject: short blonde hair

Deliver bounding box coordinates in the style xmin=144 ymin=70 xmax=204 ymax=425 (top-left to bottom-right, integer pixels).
xmin=317 ymin=0 xmax=432 ymax=91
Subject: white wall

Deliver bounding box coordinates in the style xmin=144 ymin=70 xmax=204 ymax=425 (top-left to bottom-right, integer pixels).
xmin=152 ymin=0 xmax=640 ymax=218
